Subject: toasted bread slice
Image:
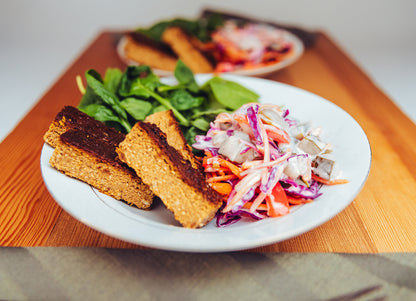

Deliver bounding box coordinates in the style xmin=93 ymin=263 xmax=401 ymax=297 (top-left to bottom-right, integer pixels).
xmin=49 ymin=129 xmax=154 ymax=209
xmin=43 ymin=106 xmax=123 ymax=148
xmin=145 ymin=110 xmax=201 ymax=170
xmin=122 ymin=34 xmax=178 ymax=71
xmin=161 ymin=27 xmax=214 ymax=73
xmin=117 ymin=121 xmax=222 ymax=228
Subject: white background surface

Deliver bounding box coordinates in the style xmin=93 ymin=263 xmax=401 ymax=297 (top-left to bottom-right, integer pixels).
xmin=1 ymin=0 xmax=415 ymax=142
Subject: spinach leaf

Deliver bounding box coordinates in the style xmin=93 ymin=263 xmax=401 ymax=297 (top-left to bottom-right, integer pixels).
xmin=148 ymin=88 xmax=189 ymax=126
xmin=103 ymin=68 xmax=123 ymax=93
xmin=203 ymin=76 xmax=259 ymax=110
xmin=85 ymin=69 xmax=128 ymax=121
xmin=151 ymin=104 xmax=168 ymax=114
xmin=190 ymin=108 xmax=229 ymax=120
xmin=174 ymin=60 xmax=199 ymax=93
xmin=137 ymin=18 xmax=200 ymax=41
xmin=157 ymin=60 xmax=199 ymax=94
xmin=79 ymin=103 xmax=131 ymax=132
xmin=169 ymin=89 xmax=204 ymax=111
xmin=120 ymin=98 xmax=153 ymax=121
xmin=183 ymin=126 xmax=205 ymax=146
xmin=79 ymin=69 xmax=132 ymax=132
xmin=118 ymin=66 xmax=189 ymax=126
xmin=191 ymin=118 xmax=210 ymax=131
xmin=76 ymin=61 xmax=257 ymax=150
xmin=118 ymin=65 xmax=160 ymax=98
xmin=78 ymin=85 xmax=102 ymax=110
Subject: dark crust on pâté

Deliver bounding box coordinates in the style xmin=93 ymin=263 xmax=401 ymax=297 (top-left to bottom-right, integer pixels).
xmin=60 ymin=129 xmax=136 ymax=176
xmin=55 ymin=106 xmax=125 ymax=146
xmin=144 ymin=110 xmax=204 ymax=172
xmin=138 ymin=121 xmax=223 ymax=206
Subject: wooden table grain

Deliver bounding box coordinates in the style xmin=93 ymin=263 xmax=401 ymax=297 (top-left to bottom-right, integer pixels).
xmin=1 ymin=31 xmax=415 ymax=252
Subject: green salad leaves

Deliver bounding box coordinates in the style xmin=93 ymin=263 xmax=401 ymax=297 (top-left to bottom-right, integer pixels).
xmin=77 ymin=60 xmax=259 ymax=147
xmin=136 ymin=13 xmax=224 ymax=43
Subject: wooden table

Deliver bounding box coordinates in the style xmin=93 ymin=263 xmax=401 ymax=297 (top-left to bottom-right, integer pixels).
xmin=1 ymin=31 xmax=416 ymax=252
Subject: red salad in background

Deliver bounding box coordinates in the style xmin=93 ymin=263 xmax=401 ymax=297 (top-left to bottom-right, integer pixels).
xmin=194 ymin=20 xmax=294 ymax=73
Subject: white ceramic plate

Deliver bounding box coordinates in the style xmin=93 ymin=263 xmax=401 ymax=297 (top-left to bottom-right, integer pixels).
xmin=117 ymin=29 xmax=304 ymax=77
xmin=40 ymin=75 xmax=371 ymax=253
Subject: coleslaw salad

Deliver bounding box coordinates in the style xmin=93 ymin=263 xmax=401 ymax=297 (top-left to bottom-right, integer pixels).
xmin=193 ymin=102 xmax=348 ymax=226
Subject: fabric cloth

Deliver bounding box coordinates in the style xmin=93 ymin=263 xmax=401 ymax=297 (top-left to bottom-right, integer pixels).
xmin=1 ymin=248 xmax=415 ymax=300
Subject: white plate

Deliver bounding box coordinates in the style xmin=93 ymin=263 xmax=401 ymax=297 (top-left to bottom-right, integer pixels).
xmin=117 ymin=29 xmax=304 ymax=77
xmin=40 ymin=75 xmax=371 ymax=252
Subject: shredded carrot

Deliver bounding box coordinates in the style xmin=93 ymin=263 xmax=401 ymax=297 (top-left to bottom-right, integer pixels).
xmin=312 ymin=174 xmax=349 ymax=185
xmin=234 ymin=114 xmax=249 ymax=125
xmin=204 ymin=150 xmax=213 ymax=158
xmin=204 ymin=156 xmax=242 ymax=178
xmin=216 ymin=158 xmax=242 ymax=177
xmin=241 ymin=160 xmax=263 ymax=170
xmin=210 ymin=182 xmax=233 ymax=195
xmin=243 ymin=202 xmax=268 ymax=211
xmin=265 ymin=127 xmax=290 ymax=144
xmin=207 ymin=174 xmax=238 ymax=183
xmin=204 ymin=166 xmax=229 ymax=173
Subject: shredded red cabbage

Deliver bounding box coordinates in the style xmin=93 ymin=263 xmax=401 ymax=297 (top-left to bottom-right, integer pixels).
xmin=281 ymin=178 xmax=322 ymax=199
xmin=260 ymin=164 xmax=280 ymax=193
xmin=247 ymin=104 xmax=263 ymax=144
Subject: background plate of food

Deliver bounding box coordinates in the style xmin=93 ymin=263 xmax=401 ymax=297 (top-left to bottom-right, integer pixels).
xmin=117 ymin=11 xmax=305 ymax=77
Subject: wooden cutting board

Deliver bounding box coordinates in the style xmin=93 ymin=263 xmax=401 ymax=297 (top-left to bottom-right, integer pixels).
xmin=1 ymin=31 xmax=416 ymax=252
